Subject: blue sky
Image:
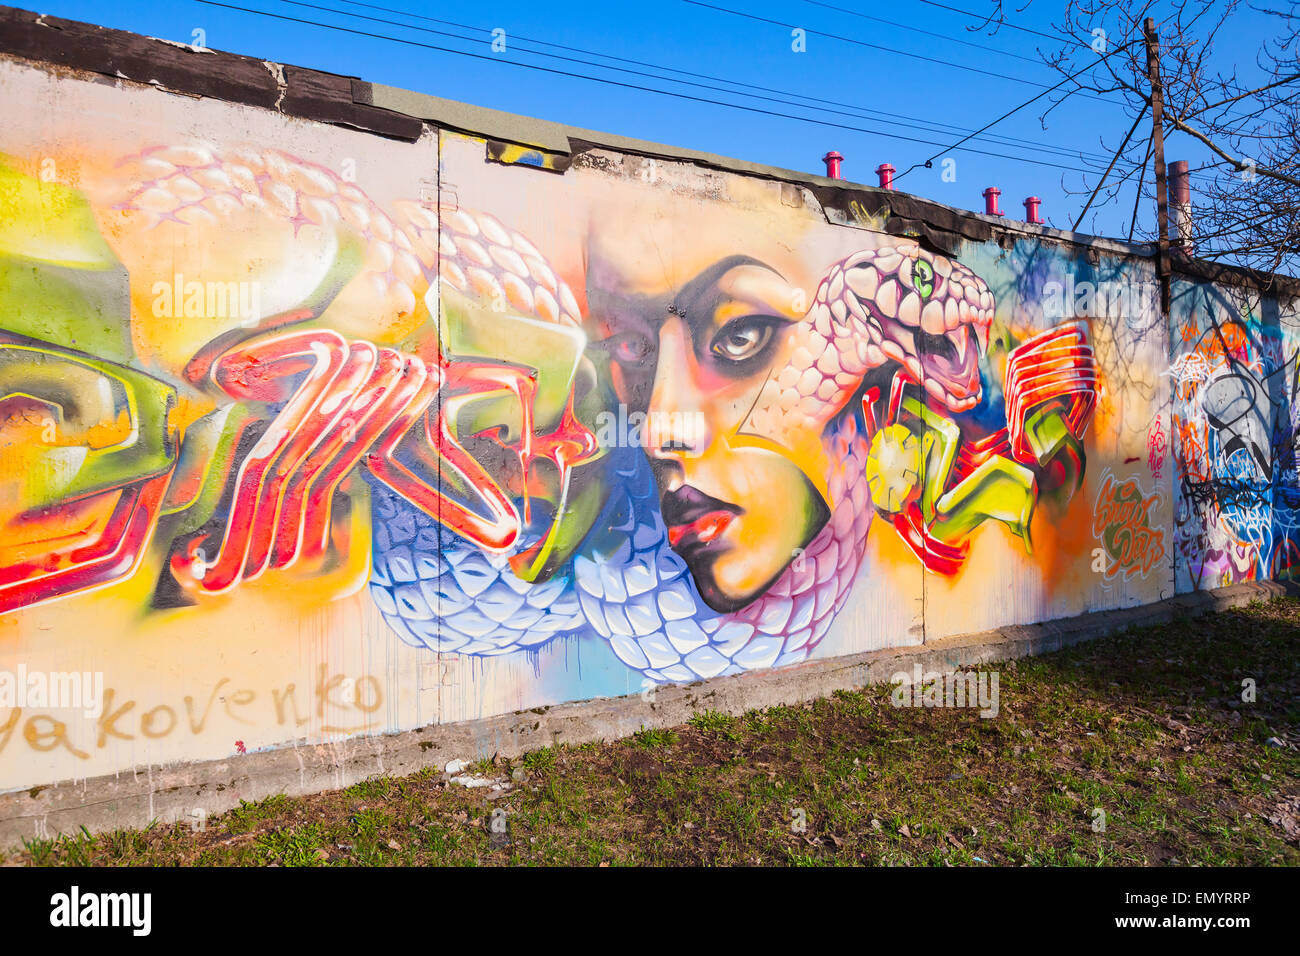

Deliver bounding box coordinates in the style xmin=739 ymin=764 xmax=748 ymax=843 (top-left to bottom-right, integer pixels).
xmin=21 ymin=0 xmax=1276 ymax=238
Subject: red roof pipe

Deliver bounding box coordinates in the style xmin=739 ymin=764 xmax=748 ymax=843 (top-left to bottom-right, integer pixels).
xmin=876 ymin=163 xmax=895 ymax=190
xmin=1170 ymin=159 xmax=1193 ymax=254
xmin=822 ymin=151 xmax=843 ymax=180
xmin=1024 ymin=196 xmax=1043 ymax=225
xmin=982 ymin=186 xmax=1004 ymax=217
xmin=1170 ymin=160 xmax=1191 ymax=205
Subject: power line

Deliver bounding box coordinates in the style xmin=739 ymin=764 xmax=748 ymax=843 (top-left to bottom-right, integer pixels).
xmin=1072 ymin=103 xmax=1149 ymax=231
xmin=796 ymin=0 xmax=1043 ymax=64
xmin=910 ymin=0 xmax=1294 ymax=126
xmin=193 ymin=0 xmax=1124 ymax=178
xmin=682 ymin=0 xmax=1124 ymax=106
xmin=799 ymin=0 xmax=1138 ymax=115
xmin=909 ymin=0 xmax=1067 ymax=44
xmin=317 ymin=0 xmax=1117 ymax=165
xmin=806 ymin=0 xmax=1280 ymax=171
xmin=1128 ymin=139 xmax=1152 ymax=242
xmin=895 ymin=38 xmax=1143 ymax=183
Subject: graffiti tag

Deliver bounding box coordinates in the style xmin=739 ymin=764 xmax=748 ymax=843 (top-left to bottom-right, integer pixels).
xmin=1092 ymin=471 xmax=1166 ymax=580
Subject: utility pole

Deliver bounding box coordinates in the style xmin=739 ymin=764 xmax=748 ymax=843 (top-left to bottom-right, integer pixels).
xmin=1144 ymin=17 xmax=1171 ymax=320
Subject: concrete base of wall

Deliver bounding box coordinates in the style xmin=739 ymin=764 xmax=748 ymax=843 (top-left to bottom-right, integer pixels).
xmin=2 ymin=580 xmax=1293 ymax=849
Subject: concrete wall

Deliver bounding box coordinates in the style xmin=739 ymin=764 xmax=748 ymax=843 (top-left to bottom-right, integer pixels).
xmin=1 ymin=8 xmax=1297 ymax=840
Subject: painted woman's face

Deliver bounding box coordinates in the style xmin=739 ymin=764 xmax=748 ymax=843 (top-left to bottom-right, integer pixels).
xmin=616 ymin=256 xmax=832 ymax=612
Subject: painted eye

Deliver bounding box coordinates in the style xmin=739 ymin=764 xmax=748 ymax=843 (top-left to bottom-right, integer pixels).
xmin=914 ymin=259 xmax=935 ymax=298
xmin=711 ymin=319 xmax=774 ymax=363
xmin=607 ymin=332 xmax=654 ymax=364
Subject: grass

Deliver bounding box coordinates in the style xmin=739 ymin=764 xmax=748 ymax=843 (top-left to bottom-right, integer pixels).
xmin=5 ymin=597 xmax=1299 ymax=866
xmin=631 ymin=728 xmax=679 ymax=749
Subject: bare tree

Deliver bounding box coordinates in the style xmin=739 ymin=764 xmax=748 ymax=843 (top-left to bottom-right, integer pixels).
xmin=979 ymin=1 xmax=1299 ymax=281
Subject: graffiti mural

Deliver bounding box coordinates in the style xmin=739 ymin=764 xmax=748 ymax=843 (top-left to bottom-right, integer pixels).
xmin=0 ymin=56 xmax=1292 ymax=794
xmin=1171 ymin=293 xmax=1300 ymax=589
xmin=0 ymin=140 xmax=1103 ymax=685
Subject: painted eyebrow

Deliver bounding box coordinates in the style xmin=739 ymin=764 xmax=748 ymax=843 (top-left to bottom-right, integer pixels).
xmin=670 ymin=256 xmax=786 ymax=342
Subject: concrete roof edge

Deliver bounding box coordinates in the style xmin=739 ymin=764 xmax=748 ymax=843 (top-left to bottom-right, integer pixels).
xmin=359 ymin=80 xmax=1154 ymax=257
xmin=363 ymin=84 xmax=1300 ymax=294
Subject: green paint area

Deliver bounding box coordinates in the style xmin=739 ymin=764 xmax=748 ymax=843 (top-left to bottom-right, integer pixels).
xmin=0 ymin=343 xmax=176 ymax=511
xmin=0 ymin=156 xmax=179 ymax=515
xmin=0 ymin=158 xmax=133 ymax=363
xmin=890 ymin=394 xmax=1037 ymax=551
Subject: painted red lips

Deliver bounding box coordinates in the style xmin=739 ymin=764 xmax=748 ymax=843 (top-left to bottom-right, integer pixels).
xmin=661 ymin=485 xmax=743 ymax=553
xmin=667 ymin=510 xmax=735 ymax=547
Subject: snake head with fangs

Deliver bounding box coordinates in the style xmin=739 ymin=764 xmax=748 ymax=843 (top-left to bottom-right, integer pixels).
xmin=742 ymin=241 xmax=996 ymax=467
xmin=838 ymin=243 xmax=996 ymax=413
